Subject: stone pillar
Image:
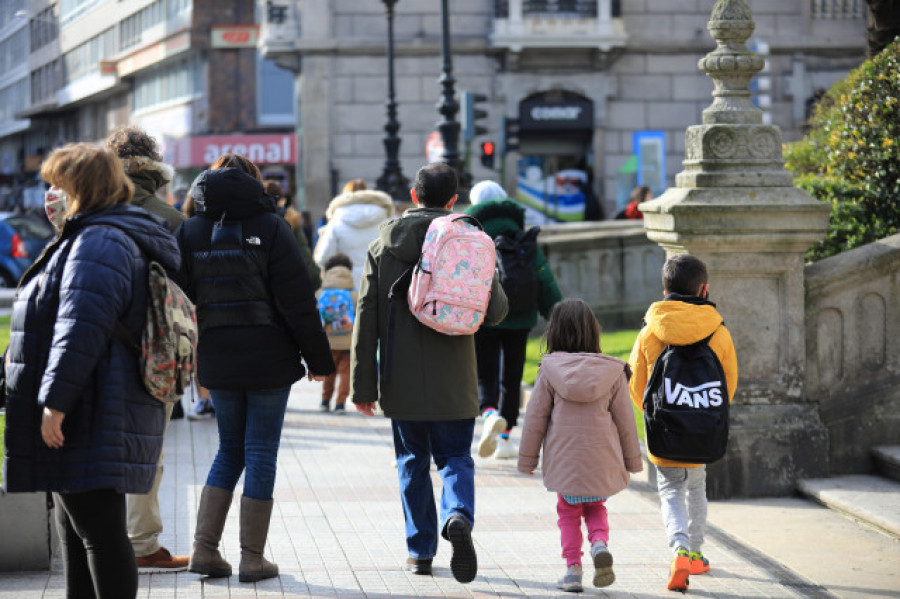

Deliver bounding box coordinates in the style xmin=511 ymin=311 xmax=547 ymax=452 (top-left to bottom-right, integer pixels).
xmin=640 ymin=0 xmax=832 ymax=498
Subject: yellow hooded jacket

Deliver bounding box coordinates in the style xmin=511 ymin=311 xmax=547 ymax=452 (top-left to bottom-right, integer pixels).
xmin=628 ymin=297 xmax=738 ymax=468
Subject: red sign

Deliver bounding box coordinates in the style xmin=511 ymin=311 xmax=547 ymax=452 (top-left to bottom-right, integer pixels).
xmin=164 ymin=133 xmax=296 ymax=168
xmin=211 ymin=25 xmax=260 ymax=48
xmin=425 ymin=131 xmax=445 ymax=163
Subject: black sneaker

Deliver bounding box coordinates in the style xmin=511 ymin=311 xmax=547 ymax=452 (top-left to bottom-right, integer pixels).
xmin=170 ymin=401 xmax=185 ymax=420
xmin=334 ymin=404 xmax=346 ymax=415
xmin=446 ymin=515 xmax=477 ymax=583
xmin=319 ymin=401 xmax=330 ymax=412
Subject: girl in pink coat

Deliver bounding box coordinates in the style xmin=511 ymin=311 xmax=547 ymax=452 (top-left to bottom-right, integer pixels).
xmin=518 ymin=299 xmax=643 ymax=592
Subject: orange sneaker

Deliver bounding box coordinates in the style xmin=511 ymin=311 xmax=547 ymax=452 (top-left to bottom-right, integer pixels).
xmin=689 ymin=551 xmax=710 ymax=575
xmin=667 ymin=547 xmax=690 ymax=592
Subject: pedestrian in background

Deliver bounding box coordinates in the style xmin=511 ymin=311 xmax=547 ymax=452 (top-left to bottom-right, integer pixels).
xmin=351 ymin=163 xmax=508 ymax=583
xmin=106 ymin=125 xmax=190 ymax=571
xmin=3 ymin=144 xmax=179 ymax=598
xmin=627 ymin=254 xmax=738 ymax=591
xmin=176 ymin=153 xmax=334 ymax=583
xmin=465 ymin=180 xmax=562 ymax=459
xmin=615 ymin=185 xmax=651 ymax=220
xmin=518 ymin=298 xmax=642 ymax=592
xmin=265 ymin=179 xmax=321 ymax=289
xmin=314 ymin=178 xmax=393 ymax=289
xmin=315 ymin=252 xmax=357 ymax=414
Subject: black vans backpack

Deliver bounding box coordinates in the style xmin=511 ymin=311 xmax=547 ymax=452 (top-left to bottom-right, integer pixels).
xmin=495 ymin=226 xmax=540 ymax=315
xmin=642 ymin=330 xmax=729 ymax=464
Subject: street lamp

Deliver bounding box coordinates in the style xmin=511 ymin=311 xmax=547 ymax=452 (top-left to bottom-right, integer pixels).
xmin=375 ymin=0 xmax=410 ymax=203
xmin=436 ymin=0 xmax=462 ymax=177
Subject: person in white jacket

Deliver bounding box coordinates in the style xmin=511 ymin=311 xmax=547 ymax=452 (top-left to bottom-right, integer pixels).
xmin=314 ymin=179 xmax=394 ymax=288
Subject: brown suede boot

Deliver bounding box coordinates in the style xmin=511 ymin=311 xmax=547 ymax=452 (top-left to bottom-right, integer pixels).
xmin=189 ymin=486 xmax=233 ymax=577
xmin=238 ymin=496 xmax=279 ymax=582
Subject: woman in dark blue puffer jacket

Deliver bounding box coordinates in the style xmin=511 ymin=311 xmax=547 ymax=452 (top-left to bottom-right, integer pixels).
xmin=2 ymin=144 xmax=180 ymax=598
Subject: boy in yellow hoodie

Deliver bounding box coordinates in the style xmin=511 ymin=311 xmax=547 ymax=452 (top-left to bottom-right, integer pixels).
xmin=628 ymin=254 xmax=738 ymax=592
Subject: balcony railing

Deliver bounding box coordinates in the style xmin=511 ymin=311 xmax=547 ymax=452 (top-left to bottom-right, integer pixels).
xmin=810 ymin=0 xmax=866 ymax=19
xmin=492 ymin=0 xmax=626 ymax=52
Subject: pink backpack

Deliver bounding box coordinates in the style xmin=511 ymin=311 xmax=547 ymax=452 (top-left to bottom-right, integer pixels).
xmin=407 ymin=214 xmax=496 ymax=335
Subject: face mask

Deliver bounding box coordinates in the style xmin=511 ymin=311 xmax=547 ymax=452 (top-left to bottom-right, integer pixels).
xmin=44 ymin=187 xmax=68 ymax=231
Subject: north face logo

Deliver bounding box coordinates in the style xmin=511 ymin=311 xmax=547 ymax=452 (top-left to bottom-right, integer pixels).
xmin=664 ymin=378 xmax=723 ymax=408
xmin=246 ymin=236 xmax=261 ymax=245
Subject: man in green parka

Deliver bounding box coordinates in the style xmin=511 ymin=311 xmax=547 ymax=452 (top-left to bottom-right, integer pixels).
xmin=465 ymin=180 xmax=563 ymax=460
xmin=351 ymin=163 xmax=508 ymax=583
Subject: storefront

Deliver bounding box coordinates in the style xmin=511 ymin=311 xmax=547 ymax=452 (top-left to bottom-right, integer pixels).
xmin=513 ymin=91 xmax=596 ymax=224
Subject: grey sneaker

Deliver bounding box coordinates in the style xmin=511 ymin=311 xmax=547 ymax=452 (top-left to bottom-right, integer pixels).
xmin=590 ymin=541 xmax=615 ymax=588
xmin=557 ymin=564 xmax=583 ymax=593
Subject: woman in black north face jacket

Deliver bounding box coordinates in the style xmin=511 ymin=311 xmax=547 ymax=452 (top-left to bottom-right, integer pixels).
xmin=175 ymin=154 xmax=334 ymax=583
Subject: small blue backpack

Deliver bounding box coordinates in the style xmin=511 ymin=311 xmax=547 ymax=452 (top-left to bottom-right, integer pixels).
xmin=317 ymin=288 xmax=355 ymax=335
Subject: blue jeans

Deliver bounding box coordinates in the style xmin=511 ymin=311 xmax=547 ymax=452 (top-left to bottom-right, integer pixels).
xmin=391 ymin=419 xmax=476 ymax=560
xmin=206 ymin=386 xmax=291 ymax=500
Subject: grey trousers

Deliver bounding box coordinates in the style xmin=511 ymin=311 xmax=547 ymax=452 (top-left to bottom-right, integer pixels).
xmin=656 ymin=465 xmax=707 ymax=552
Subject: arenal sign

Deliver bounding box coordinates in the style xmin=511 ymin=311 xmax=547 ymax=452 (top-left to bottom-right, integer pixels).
xmin=165 ymin=133 xmax=296 ymax=168
xmin=519 ymin=91 xmax=594 ymax=131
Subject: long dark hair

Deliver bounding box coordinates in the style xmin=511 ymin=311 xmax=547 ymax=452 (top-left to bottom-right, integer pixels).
xmin=544 ymin=298 xmax=602 ymax=354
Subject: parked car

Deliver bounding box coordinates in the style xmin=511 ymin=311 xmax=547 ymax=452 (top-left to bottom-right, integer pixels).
xmin=0 ymin=212 xmax=55 ymax=288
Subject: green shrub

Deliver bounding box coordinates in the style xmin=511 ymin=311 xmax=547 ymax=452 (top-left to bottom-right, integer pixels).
xmin=785 ymin=39 xmax=900 ymax=261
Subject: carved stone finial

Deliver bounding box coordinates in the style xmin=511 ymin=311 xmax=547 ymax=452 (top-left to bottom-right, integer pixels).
xmin=674 ymin=0 xmax=790 ymax=187
xmin=699 ymin=0 xmax=764 ymax=125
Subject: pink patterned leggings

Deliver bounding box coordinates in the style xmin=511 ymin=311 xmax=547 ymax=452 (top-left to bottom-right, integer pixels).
xmin=556 ymin=494 xmax=610 ymax=566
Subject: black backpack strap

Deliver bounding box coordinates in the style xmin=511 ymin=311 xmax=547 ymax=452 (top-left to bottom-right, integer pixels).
xmin=383 ymin=265 xmax=414 ymax=384
xmin=113 ymin=321 xmax=140 ymax=354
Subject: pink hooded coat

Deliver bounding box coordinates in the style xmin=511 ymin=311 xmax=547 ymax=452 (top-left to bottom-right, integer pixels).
xmin=518 ymin=352 xmax=643 ymax=497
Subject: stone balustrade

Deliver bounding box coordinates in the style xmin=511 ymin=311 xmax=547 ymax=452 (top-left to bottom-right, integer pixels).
xmin=804 ymin=233 xmax=900 ymax=475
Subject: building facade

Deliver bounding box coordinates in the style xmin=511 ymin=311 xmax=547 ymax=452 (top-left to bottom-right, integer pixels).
xmin=261 ymin=0 xmax=867 ymax=222
xmin=0 ymin=0 xmax=297 ymax=207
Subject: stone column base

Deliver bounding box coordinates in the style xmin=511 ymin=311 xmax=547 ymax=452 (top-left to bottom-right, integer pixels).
xmin=707 ymin=404 xmax=829 ymax=499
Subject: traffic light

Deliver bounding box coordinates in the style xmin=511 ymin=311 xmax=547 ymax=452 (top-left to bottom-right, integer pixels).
xmin=499 ymin=117 xmax=520 ymax=154
xmin=480 ymin=141 xmax=496 ymax=169
xmin=460 ymin=91 xmax=489 ymax=143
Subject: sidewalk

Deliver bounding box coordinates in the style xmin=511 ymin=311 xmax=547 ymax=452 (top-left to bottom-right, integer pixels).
xmin=1 ymin=378 xmax=897 ymax=598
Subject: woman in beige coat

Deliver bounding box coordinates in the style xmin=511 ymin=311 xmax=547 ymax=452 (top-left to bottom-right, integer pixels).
xmin=518 ymin=299 xmax=642 ymax=593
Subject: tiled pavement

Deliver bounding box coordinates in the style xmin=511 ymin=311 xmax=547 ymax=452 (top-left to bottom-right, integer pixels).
xmin=0 ymin=379 xmax=880 ymax=598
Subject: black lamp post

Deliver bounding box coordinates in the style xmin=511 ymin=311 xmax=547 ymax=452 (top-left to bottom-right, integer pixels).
xmin=376 ymin=0 xmax=410 ymax=202
xmin=436 ymin=0 xmax=464 ymax=180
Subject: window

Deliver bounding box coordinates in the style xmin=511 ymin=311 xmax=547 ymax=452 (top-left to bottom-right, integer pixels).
xmin=0 ymin=28 xmax=27 ymax=76
xmin=133 ymin=56 xmax=200 ymax=112
xmin=31 ymin=59 xmax=62 ymax=104
xmin=63 ymin=28 xmax=115 ymax=84
xmin=29 ymin=7 xmax=59 ymax=52
xmin=257 ymin=57 xmax=295 ymax=126
xmin=0 ymin=79 xmax=29 ymax=123
xmin=522 ymin=0 xmax=597 ymax=18
xmin=633 ymin=131 xmax=666 ymax=197
xmin=119 ymin=0 xmax=167 ymax=52
xmin=0 ymin=0 xmax=26 ymax=29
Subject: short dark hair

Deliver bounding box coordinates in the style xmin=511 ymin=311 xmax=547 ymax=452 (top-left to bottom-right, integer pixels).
xmin=106 ymin=126 xmax=162 ymax=161
xmin=323 ymin=253 xmax=353 ymax=271
xmin=545 ymin=298 xmax=601 ymax=354
xmin=663 ymin=254 xmax=708 ymax=296
xmin=413 ymin=162 xmax=458 ymax=208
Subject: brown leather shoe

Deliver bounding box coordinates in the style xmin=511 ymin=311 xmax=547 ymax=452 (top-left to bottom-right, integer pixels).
xmin=137 ymin=547 xmax=190 ymax=573
xmin=405 ymin=557 xmax=433 ymax=575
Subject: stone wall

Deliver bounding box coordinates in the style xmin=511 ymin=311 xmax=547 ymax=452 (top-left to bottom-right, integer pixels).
xmin=539 ymin=221 xmax=665 ymax=330
xmin=804 ymin=234 xmax=900 ymax=475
